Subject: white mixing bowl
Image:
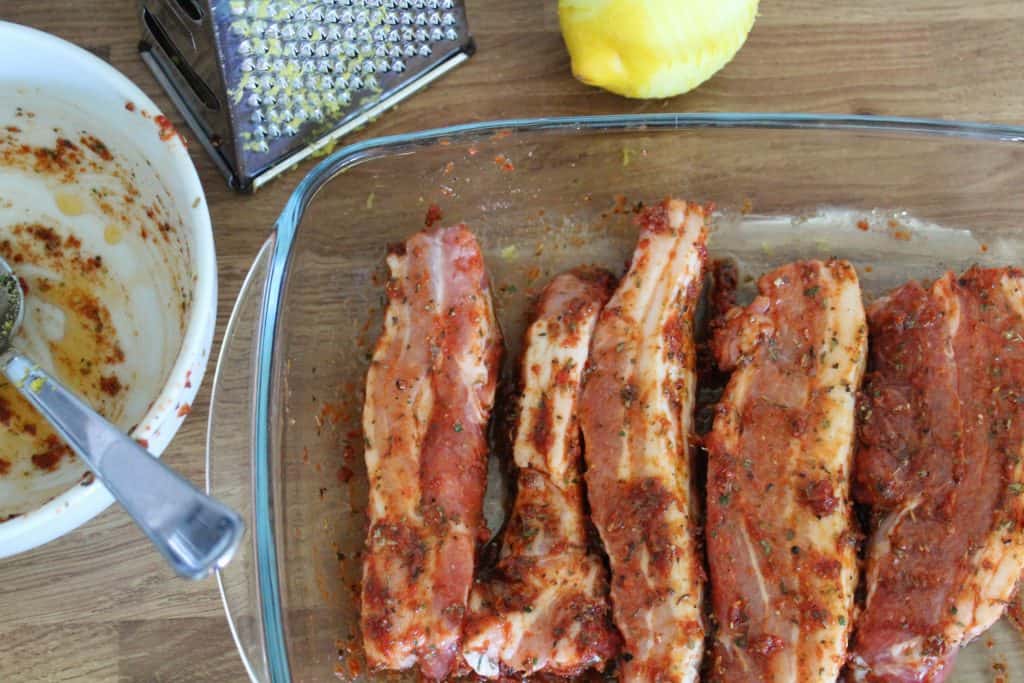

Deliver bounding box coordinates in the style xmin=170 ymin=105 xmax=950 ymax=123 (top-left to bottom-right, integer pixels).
xmin=0 ymin=22 xmax=217 ymax=556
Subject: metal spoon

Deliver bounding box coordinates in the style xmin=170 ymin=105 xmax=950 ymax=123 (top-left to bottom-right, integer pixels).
xmin=0 ymin=255 xmax=243 ymax=579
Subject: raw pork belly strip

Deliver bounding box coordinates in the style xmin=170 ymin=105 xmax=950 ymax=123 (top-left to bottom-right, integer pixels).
xmin=849 ymin=267 xmax=1024 ymax=682
xmin=706 ymin=260 xmax=867 ymax=682
xmin=580 ymin=199 xmax=708 ymax=682
xmin=360 ymin=224 xmax=503 ymax=679
xmin=462 ymin=267 xmax=620 ymax=678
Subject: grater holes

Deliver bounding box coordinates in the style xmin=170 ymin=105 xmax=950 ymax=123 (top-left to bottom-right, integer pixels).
xmin=229 ymin=0 xmax=468 ymax=150
xmin=246 ymin=2 xmax=270 ymax=18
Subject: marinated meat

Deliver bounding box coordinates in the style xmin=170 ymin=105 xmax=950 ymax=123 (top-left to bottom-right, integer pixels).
xmin=706 ymin=259 xmax=867 ymax=682
xmin=359 ymin=224 xmax=503 ymax=679
xmin=849 ymin=267 xmax=1024 ymax=682
xmin=462 ymin=267 xmax=620 ymax=678
xmin=579 ymin=199 xmax=708 ymax=682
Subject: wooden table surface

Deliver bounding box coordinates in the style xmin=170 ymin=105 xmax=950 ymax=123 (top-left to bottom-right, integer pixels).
xmin=2 ymin=1 xmax=1023 ymax=681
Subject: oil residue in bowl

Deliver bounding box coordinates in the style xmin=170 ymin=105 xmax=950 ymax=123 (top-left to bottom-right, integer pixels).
xmin=0 ymin=122 xmax=139 ymax=517
xmin=0 ymin=220 xmax=128 ymax=502
xmin=54 ymin=191 xmax=85 ymax=217
xmin=0 ymin=101 xmax=196 ymax=524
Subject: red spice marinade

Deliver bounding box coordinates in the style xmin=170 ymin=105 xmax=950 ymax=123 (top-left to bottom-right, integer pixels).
xmin=359 ymin=224 xmax=502 ymax=679
xmin=850 ymin=267 xmax=1024 ymax=681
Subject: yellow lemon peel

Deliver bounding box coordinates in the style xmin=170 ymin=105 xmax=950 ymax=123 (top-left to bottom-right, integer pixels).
xmin=559 ymin=0 xmax=759 ymax=99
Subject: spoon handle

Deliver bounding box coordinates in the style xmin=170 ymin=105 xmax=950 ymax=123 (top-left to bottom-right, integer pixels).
xmin=2 ymin=350 xmax=244 ymax=579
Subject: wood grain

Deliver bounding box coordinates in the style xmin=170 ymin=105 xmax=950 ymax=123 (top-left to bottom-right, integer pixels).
xmin=1 ymin=1 xmax=1023 ymax=681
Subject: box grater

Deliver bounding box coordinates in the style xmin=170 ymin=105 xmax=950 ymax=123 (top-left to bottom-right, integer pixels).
xmin=137 ymin=0 xmax=473 ymax=191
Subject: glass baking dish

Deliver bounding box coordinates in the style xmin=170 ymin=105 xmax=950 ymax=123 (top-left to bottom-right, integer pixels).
xmin=207 ymin=114 xmax=1024 ymax=682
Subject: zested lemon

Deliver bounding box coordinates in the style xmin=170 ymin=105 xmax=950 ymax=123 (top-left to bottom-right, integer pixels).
xmin=559 ymin=0 xmax=759 ymax=99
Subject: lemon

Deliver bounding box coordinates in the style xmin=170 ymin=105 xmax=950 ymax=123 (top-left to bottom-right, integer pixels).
xmin=559 ymin=0 xmax=759 ymax=99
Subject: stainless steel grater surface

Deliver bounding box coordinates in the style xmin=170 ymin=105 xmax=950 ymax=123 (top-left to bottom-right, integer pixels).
xmin=138 ymin=0 xmax=473 ymax=191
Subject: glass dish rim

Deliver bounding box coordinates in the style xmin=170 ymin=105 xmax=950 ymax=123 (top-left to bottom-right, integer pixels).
xmin=239 ymin=113 xmax=1024 ymax=682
